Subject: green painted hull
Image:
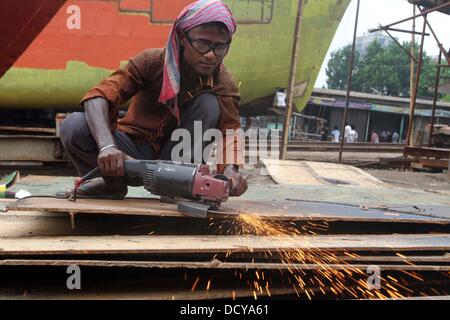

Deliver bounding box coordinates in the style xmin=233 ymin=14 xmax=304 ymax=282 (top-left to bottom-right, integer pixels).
xmin=0 ymin=0 xmax=349 ymax=112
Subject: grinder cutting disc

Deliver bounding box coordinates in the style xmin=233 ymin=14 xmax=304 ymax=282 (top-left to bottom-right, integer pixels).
xmin=177 ymin=201 xmax=210 ymax=218
xmin=177 ymin=201 xmax=240 ymax=219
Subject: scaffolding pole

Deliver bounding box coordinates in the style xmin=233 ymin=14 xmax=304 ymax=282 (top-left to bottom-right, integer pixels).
xmin=280 ymin=0 xmax=305 ymax=160
xmin=410 ymin=4 xmax=416 ymax=144
xmin=405 ymin=10 xmax=427 ymax=147
xmin=369 ymin=2 xmax=449 ymax=31
xmin=428 ymin=50 xmax=443 ymax=147
xmin=338 ymin=0 xmax=360 ymax=163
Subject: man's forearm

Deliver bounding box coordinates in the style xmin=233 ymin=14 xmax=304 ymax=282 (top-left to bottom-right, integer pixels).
xmin=84 ymin=97 xmax=115 ymax=150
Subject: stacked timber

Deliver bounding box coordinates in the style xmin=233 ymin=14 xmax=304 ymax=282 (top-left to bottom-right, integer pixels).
xmin=405 ymin=145 xmax=450 ymax=172
xmin=0 ymin=196 xmax=449 ymax=299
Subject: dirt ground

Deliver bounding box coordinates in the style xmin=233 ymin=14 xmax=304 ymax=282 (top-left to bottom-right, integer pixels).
xmin=365 ymin=168 xmax=450 ymax=192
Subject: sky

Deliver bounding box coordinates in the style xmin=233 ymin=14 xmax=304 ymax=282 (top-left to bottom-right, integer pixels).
xmin=314 ymin=0 xmax=450 ymax=88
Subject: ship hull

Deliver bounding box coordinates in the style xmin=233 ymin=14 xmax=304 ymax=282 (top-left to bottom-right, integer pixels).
xmin=0 ymin=0 xmax=349 ymax=113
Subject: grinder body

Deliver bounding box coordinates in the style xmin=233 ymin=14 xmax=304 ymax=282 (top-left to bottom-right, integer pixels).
xmin=123 ymin=160 xmax=230 ymax=206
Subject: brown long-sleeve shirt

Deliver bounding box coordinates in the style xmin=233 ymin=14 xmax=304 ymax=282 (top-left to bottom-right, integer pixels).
xmin=80 ymin=48 xmax=243 ymax=173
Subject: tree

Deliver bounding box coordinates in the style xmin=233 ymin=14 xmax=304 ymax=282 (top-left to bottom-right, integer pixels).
xmin=326 ymin=40 xmax=450 ymax=100
xmin=325 ymin=45 xmax=361 ymax=91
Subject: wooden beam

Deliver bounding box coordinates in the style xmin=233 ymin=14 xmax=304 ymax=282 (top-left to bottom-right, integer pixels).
xmin=0 ymin=234 xmax=449 ymax=256
xmin=7 ymin=197 xmax=450 ymax=224
xmin=404 ymin=146 xmax=450 ymax=158
xmin=1 ymin=259 xmax=449 ymax=272
xmin=6 ymin=197 xmax=186 ymax=217
xmin=0 ymin=126 xmax=56 ymax=134
xmin=0 ymin=284 xmax=296 ymax=300
xmin=419 ymin=158 xmax=449 ymax=169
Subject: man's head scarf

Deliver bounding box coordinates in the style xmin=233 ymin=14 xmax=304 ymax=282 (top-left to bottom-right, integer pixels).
xmin=158 ymin=0 xmax=237 ymax=123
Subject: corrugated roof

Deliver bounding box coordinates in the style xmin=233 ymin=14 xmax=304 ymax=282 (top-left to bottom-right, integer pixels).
xmin=312 ymin=88 xmax=450 ymax=109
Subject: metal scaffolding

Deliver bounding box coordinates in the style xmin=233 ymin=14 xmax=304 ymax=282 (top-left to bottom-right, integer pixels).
xmin=369 ymin=0 xmax=450 ymax=170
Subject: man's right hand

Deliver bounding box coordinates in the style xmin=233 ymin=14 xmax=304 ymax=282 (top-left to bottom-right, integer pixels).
xmin=83 ymin=97 xmax=132 ymax=177
xmin=98 ymin=146 xmax=132 ymax=177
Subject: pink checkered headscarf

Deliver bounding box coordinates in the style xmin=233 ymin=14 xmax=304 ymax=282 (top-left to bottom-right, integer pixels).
xmin=158 ymin=0 xmax=237 ymax=123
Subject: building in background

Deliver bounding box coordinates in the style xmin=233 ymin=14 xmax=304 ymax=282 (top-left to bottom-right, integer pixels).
xmin=304 ymin=88 xmax=450 ymax=144
xmin=355 ymin=31 xmax=394 ymax=55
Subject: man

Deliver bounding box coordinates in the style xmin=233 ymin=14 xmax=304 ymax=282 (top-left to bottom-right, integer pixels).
xmin=58 ymin=0 xmax=247 ymax=199
xmin=370 ymin=130 xmax=379 ymax=143
xmin=330 ymin=126 xmax=340 ymax=143
xmin=386 ymin=130 xmax=392 ymax=143
xmin=380 ymin=129 xmax=388 ymax=143
xmin=344 ymin=124 xmax=351 ymax=142
xmin=392 ymin=131 xmax=399 ymax=144
xmin=274 ymin=88 xmax=286 ymax=109
xmin=319 ymin=122 xmax=329 ymax=141
xmin=272 ymin=88 xmax=286 ymax=131
xmin=346 ymin=125 xmax=358 ymax=143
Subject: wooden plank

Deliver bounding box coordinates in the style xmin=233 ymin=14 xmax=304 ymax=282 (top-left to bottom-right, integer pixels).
xmin=0 ymin=135 xmax=60 ymax=162
xmin=0 ymin=161 xmax=44 ymax=166
xmin=419 ymin=158 xmax=449 ymax=169
xmin=7 ymin=197 xmax=450 ymax=223
xmin=0 ymin=126 xmax=56 ymax=134
xmin=261 ymin=159 xmax=383 ymax=187
xmin=339 ymin=254 xmax=450 ymax=263
xmin=405 ymin=146 xmax=450 ymax=159
xmin=4 ymin=210 xmax=449 ymax=239
xmin=411 ymin=162 xmax=425 ymax=170
xmin=0 ymin=211 xmax=222 ymax=237
xmin=7 ymin=197 xmax=185 ymax=217
xmin=286 ymin=145 xmax=404 ymax=153
xmin=0 ymin=284 xmax=296 ymax=300
xmin=0 ymin=234 xmax=449 ymax=256
xmin=227 ymin=201 xmax=450 ymax=222
xmin=1 ymin=259 xmax=449 ymax=271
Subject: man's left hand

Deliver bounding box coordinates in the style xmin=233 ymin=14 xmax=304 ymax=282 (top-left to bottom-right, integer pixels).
xmin=223 ymin=165 xmax=248 ymax=197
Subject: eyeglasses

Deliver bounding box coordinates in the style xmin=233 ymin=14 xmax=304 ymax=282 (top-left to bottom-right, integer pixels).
xmin=184 ymin=32 xmax=230 ymax=57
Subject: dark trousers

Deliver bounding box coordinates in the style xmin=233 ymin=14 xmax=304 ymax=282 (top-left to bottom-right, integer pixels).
xmin=59 ymin=93 xmax=221 ymax=187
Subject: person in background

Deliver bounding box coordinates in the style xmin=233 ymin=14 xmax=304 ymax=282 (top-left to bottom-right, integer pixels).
xmin=346 ymin=125 xmax=358 ymax=143
xmin=317 ymin=120 xmax=328 ymax=141
xmin=344 ymin=124 xmax=351 ymax=141
xmin=331 ymin=125 xmax=340 ymax=143
xmin=320 ymin=127 xmax=327 ymax=141
xmin=370 ymin=130 xmax=379 ymax=143
xmin=387 ymin=130 xmax=392 ymax=143
xmin=380 ymin=128 xmax=388 ymax=143
xmin=274 ymin=88 xmax=286 ymax=109
xmin=392 ymin=131 xmax=399 ymax=143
